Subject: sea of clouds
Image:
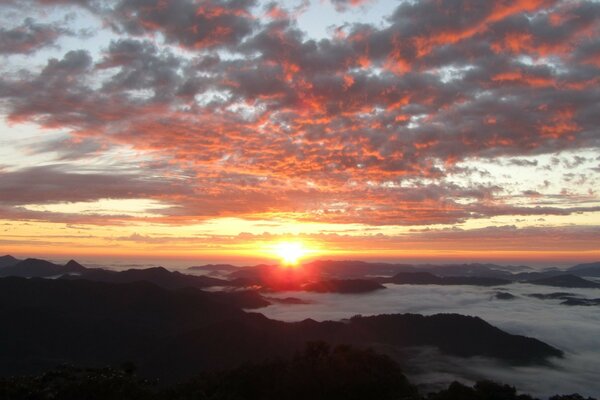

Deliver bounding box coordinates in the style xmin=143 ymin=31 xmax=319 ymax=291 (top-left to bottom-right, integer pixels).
xmin=259 ymin=283 xmax=600 ymax=398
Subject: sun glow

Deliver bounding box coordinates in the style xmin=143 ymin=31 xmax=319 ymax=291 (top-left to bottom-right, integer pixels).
xmin=273 ymin=241 xmax=307 ymax=266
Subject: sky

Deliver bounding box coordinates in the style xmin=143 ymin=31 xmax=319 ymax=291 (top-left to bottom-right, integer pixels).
xmin=0 ymin=0 xmax=599 ymax=265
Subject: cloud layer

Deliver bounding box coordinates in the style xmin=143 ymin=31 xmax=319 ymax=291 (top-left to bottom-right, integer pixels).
xmin=261 ymin=283 xmax=600 ymax=397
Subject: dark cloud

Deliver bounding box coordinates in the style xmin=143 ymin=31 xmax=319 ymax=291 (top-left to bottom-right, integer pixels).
xmin=98 ymin=39 xmax=183 ymax=101
xmin=508 ymin=159 xmax=538 ymax=167
xmin=109 ymin=0 xmax=258 ymax=50
xmin=329 ymin=0 xmax=369 ymax=12
xmin=0 ymin=164 xmax=191 ymax=205
xmin=26 ymin=136 xmax=105 ymax=161
xmin=0 ymin=18 xmax=66 ymax=54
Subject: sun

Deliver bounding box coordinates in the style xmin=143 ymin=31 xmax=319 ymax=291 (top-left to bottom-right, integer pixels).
xmin=273 ymin=241 xmax=307 ymax=266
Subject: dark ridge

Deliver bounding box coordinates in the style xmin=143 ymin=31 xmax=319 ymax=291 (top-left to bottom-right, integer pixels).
xmin=228 ymin=276 xmax=262 ymax=287
xmin=528 ymin=292 xmax=600 ymax=306
xmin=0 ymin=344 xmax=418 ymax=400
xmin=568 ymin=261 xmax=600 ymax=277
xmin=380 ymin=272 xmax=511 ymax=287
xmin=227 ymin=264 xmax=275 ymax=280
xmin=345 ymin=313 xmax=563 ymax=364
xmin=427 ymin=380 xmax=594 ymax=400
xmin=62 ymin=266 xmax=229 ymax=289
xmin=302 ymin=260 xmax=410 ymax=278
xmin=0 ymin=277 xmax=562 ymax=382
xmin=209 ymin=289 xmax=271 ymax=309
xmin=510 ymin=270 xmax=564 ymax=281
xmin=7 ymin=255 xmax=385 ymax=295
xmin=560 ymin=298 xmax=600 ymax=306
xmin=302 ymin=279 xmax=385 ymax=293
xmin=64 ymin=259 xmax=87 ymax=272
xmin=0 ymin=258 xmax=85 ymax=278
xmin=188 ymin=264 xmax=240 ymax=272
xmin=266 ymin=296 xmax=312 ymax=304
xmin=0 ymin=255 xmax=20 ymax=268
xmin=300 ymin=260 xmax=535 ymax=280
xmin=527 ymin=274 xmax=600 ymax=289
xmin=224 ymin=266 xmax=386 ymax=294
xmin=1 ymin=353 xmax=596 ymax=400
xmin=528 ymin=292 xmax=577 ymax=300
xmin=494 ymin=291 xmax=516 ymax=300
xmin=222 ymin=259 xmax=600 ymax=284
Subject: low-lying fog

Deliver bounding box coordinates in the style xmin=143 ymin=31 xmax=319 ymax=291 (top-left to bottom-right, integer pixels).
xmin=259 ymin=283 xmax=600 ymax=398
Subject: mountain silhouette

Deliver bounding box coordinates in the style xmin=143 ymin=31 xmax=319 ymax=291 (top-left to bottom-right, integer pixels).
xmin=560 ymin=297 xmax=600 ymax=306
xmin=1 ymin=350 xmax=595 ymax=400
xmin=188 ymin=264 xmax=241 ymax=272
xmin=63 ymin=266 xmax=228 ymax=290
xmin=528 ymin=292 xmax=576 ymax=300
xmin=494 ymin=291 xmax=516 ymax=300
xmin=64 ymin=259 xmax=86 ymax=271
xmin=0 ymin=255 xmax=20 ymax=268
xmin=568 ymin=262 xmax=600 ymax=277
xmin=302 ymin=279 xmax=385 ymax=293
xmin=527 ymin=274 xmax=600 ymax=289
xmin=0 ymin=258 xmax=86 ymax=278
xmin=379 ymin=272 xmax=511 ymax=286
xmin=528 ymin=292 xmax=600 ymax=306
xmin=0 ymin=277 xmax=562 ymax=382
xmin=225 ymin=264 xmax=387 ymax=293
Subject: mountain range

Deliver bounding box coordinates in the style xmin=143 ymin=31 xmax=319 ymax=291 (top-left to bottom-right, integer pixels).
xmin=2 ymin=256 xmax=600 ymax=292
xmin=0 ymin=276 xmax=562 ymax=383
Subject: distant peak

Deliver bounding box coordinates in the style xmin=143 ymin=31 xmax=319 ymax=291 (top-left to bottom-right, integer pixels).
xmin=133 ymin=266 xmax=170 ymax=273
xmin=64 ymin=259 xmax=86 ymax=270
xmin=0 ymin=255 xmax=20 ymax=268
xmin=150 ymin=266 xmax=169 ymax=272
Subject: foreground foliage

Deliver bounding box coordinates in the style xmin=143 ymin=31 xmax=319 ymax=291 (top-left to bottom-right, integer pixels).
xmin=0 ymin=343 xmax=594 ymax=400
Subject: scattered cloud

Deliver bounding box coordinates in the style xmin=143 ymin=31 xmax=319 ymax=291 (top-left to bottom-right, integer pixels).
xmin=0 ymin=17 xmax=68 ymax=54
xmin=0 ymin=0 xmax=598 ymax=254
